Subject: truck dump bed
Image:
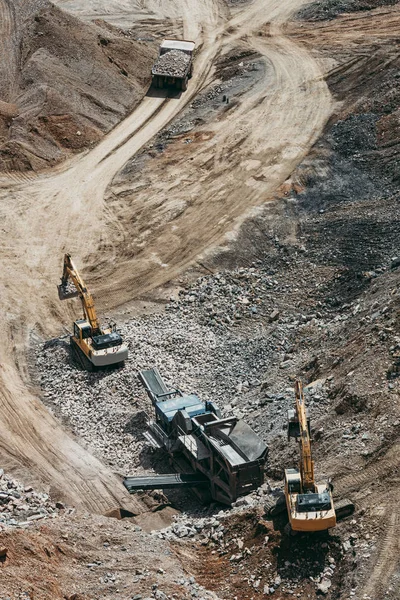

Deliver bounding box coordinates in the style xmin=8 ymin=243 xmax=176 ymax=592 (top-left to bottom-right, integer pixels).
xmin=151 ymin=49 xmax=192 ymax=78
xmin=159 ymin=40 xmax=195 ymax=53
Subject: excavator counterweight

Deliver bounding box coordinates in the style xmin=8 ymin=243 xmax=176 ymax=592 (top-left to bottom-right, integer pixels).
xmin=57 ymin=254 xmax=128 ymax=371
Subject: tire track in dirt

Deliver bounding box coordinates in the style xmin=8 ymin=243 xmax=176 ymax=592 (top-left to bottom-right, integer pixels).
xmin=0 ymin=0 xmax=19 ymax=102
xmin=335 ymin=444 xmax=400 ymax=496
xmin=361 ymin=508 xmax=400 ymax=599
xmin=334 ymin=445 xmax=400 ymax=598
xmin=92 ymin=0 xmax=332 ymax=306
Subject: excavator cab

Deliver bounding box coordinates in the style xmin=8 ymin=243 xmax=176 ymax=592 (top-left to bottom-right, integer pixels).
xmin=296 ymin=491 xmax=332 ymax=513
xmin=74 ymin=320 xmax=92 ymax=341
xmin=92 ymin=331 xmax=123 ymax=350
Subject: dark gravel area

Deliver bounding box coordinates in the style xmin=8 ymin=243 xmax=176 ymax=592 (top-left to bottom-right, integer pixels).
xmin=297 ymin=0 xmax=398 ymax=21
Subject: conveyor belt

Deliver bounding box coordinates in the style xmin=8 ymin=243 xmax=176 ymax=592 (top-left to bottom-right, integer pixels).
xmin=139 ymin=368 xmax=178 ymax=403
xmin=123 ymin=473 xmax=209 ymax=493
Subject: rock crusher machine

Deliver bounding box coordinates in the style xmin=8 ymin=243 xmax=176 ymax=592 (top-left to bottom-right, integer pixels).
xmin=124 ymin=368 xmax=268 ymax=505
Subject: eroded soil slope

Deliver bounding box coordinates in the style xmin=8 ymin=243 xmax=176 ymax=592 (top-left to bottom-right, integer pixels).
xmin=0 ymin=0 xmax=155 ymax=172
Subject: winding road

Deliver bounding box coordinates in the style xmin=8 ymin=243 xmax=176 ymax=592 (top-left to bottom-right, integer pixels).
xmin=0 ymin=0 xmax=331 ymax=512
xmin=1 ymin=1 xmax=398 ymax=595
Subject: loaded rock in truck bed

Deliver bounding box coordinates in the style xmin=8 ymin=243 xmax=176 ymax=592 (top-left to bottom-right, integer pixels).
xmin=152 ymin=49 xmax=191 ymax=78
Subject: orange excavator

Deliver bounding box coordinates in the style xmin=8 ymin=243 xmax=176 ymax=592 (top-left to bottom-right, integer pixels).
xmin=58 ymin=254 xmax=128 ymax=371
xmin=266 ymin=380 xmax=354 ymax=532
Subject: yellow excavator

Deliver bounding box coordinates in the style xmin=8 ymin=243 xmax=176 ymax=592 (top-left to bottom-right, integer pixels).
xmin=265 ymin=380 xmax=354 ymax=532
xmin=58 ymin=254 xmax=128 ymax=371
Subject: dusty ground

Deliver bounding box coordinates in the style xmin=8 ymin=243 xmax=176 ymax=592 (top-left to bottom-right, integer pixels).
xmin=0 ymin=0 xmax=399 ymax=598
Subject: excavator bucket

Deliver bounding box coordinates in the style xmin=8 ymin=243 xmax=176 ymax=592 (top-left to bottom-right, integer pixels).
xmin=287 ymin=408 xmax=311 ymax=439
xmin=58 ymin=282 xmax=79 ymax=301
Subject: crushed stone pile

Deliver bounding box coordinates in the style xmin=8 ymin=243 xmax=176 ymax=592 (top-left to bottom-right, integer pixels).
xmin=34 ymin=251 xmax=398 ymax=481
xmin=152 ymin=50 xmax=191 ymax=77
xmin=0 ymin=469 xmax=65 ymax=530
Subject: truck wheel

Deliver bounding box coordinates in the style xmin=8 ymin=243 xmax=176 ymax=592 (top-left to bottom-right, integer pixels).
xmin=181 ymin=77 xmax=188 ymax=91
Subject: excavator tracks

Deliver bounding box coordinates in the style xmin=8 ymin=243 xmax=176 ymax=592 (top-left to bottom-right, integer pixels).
xmin=334 ymin=498 xmax=355 ymax=521
xmin=70 ymin=337 xmax=94 ymax=372
xmin=264 ymin=494 xmax=287 ymax=518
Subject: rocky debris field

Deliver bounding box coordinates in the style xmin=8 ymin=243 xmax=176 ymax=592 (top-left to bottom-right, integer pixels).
xmin=33 ymin=196 xmax=400 ymax=599
xmin=0 ymin=469 xmax=64 ymax=532
xmin=35 ymin=304 xmax=273 ymax=479
xmin=31 ymin=27 xmax=400 ymax=586
xmin=15 ymin=1 xmax=400 ymax=598
xmin=152 ymin=489 xmax=349 ymax=598
xmin=0 ymin=509 xmax=222 ymax=600
xmin=152 ymin=50 xmax=191 ymax=78
xmin=154 ymin=481 xmax=391 ymax=600
xmin=297 ymin=0 xmax=397 ymax=21
xmin=34 ymin=211 xmax=400 ymax=481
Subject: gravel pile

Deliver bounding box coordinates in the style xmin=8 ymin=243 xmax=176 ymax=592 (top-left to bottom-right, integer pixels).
xmin=152 ymin=50 xmax=191 ymax=78
xmin=35 ymin=310 xmax=273 ymax=475
xmin=297 ymin=0 xmax=397 ymax=21
xmin=167 ymin=267 xmax=278 ymax=325
xmin=34 ymin=254 xmax=397 ymax=480
xmin=0 ymin=469 xmax=64 ymax=530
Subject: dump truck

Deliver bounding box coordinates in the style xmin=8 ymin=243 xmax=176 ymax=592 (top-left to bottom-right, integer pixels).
xmin=58 ymin=254 xmax=128 ymax=371
xmin=152 ymin=39 xmax=195 ymax=91
xmin=124 ymin=368 xmax=268 ymax=505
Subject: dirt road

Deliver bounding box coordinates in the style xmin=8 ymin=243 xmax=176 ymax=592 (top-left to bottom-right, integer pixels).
xmin=0 ymin=0 xmax=331 ymax=512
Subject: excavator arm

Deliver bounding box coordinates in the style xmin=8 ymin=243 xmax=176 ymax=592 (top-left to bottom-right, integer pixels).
xmin=59 ymin=254 xmax=101 ymax=335
xmin=295 ymin=380 xmax=315 ymax=491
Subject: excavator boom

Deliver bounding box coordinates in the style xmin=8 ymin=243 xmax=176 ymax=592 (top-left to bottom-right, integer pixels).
xmin=295 ymin=380 xmax=315 ymax=491
xmin=280 ymin=380 xmax=354 ymax=532
xmin=59 ymin=254 xmax=101 ymax=334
